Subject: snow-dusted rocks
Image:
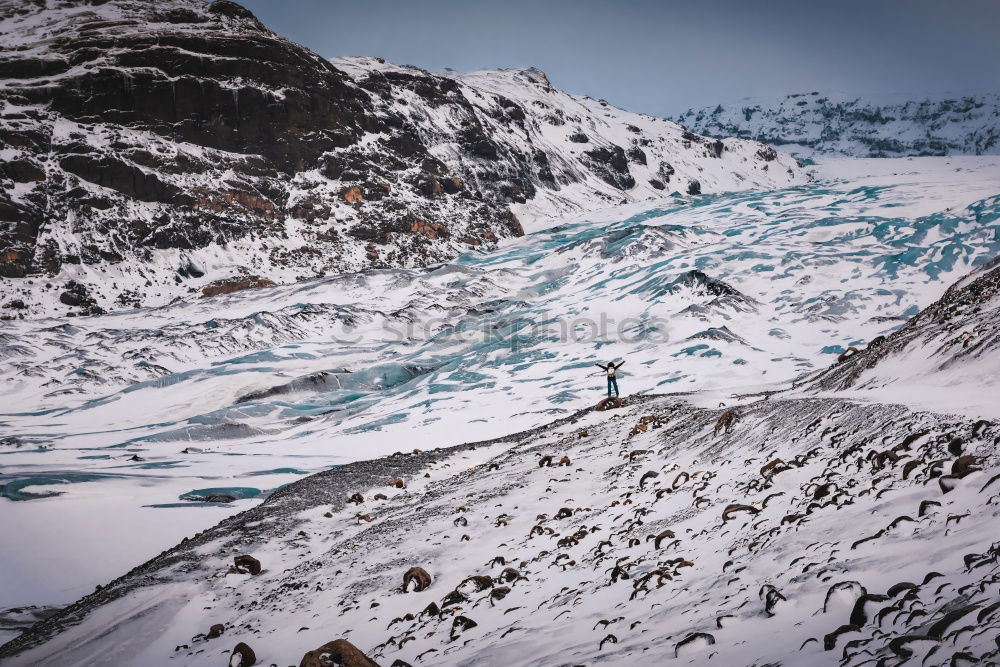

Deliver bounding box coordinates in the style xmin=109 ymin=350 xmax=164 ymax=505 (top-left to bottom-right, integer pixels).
xmin=0 ymin=0 xmax=802 ymax=317
xmin=229 ymin=642 xmax=255 ymax=667
xmin=674 ymin=92 xmax=1000 ymax=158
xmin=299 ymin=639 xmax=379 ymax=667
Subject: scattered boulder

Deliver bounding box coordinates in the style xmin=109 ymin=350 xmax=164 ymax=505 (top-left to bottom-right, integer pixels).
xmin=490 ymin=586 xmax=510 ymax=604
xmin=837 ymin=347 xmax=860 ymax=364
xmin=441 ymin=589 xmax=468 ymax=609
xmin=458 ymin=575 xmax=493 ymax=593
xmin=760 ymin=584 xmax=787 ymax=616
xmin=595 ymin=396 xmax=623 ymax=411
xmin=299 ymin=638 xmax=379 ymax=667
xmin=450 ymin=615 xmax=478 ymax=640
xmin=722 ymin=504 xmax=758 ymax=522
xmin=498 ymin=567 xmax=523 ymax=583
xmin=952 ymin=455 xmax=978 ymax=477
xmin=233 ymin=555 xmax=261 ymax=575
xmin=653 ymin=529 xmax=676 ymax=550
xmin=206 ymin=623 xmax=225 ymax=639
xmin=230 ymin=642 xmax=256 ymax=667
xmin=714 ymin=410 xmax=735 ymax=435
xmin=675 ymin=631 xmax=714 ymax=657
xmin=403 ymin=567 xmax=432 ymax=593
xmin=760 ymin=458 xmax=790 ymax=478
xmin=639 ymin=470 xmax=659 ymax=489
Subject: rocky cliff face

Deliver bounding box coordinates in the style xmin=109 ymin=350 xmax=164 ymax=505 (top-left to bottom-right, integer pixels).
xmin=673 ymin=92 xmax=1000 ymax=158
xmin=0 ymin=0 xmax=802 ymax=317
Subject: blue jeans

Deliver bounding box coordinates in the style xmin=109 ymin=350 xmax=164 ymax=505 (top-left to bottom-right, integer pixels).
xmin=607 ymin=377 xmax=619 ymax=397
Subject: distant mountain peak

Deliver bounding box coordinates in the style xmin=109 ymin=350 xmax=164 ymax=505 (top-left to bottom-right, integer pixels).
xmin=673 ymin=91 xmax=1000 ymax=157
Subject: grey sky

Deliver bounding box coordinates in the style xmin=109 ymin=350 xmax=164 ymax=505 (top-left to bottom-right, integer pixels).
xmin=238 ymin=0 xmax=1000 ymax=117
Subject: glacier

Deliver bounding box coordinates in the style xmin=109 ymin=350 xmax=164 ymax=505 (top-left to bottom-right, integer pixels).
xmin=2 ymin=156 xmax=1000 ymax=663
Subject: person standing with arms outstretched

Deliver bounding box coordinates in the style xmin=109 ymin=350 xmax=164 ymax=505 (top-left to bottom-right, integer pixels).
xmin=595 ymin=360 xmax=625 ymax=397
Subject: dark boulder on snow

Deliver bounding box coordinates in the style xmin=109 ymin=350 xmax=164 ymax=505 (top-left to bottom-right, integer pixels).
xmin=229 ymin=642 xmax=256 ymax=666
xmin=714 ymin=410 xmax=736 ymax=435
xmin=299 ymin=638 xmax=379 ymax=666
xmin=233 ymin=555 xmax=261 ymax=575
xmin=595 ymin=396 xmax=623 ymax=411
xmin=403 ymin=567 xmax=432 ymax=593
xmin=837 ymin=346 xmax=860 ymax=363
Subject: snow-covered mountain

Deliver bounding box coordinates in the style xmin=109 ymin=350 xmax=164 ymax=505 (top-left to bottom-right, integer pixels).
xmin=0 ymin=0 xmax=800 ymax=318
xmin=3 ymin=1 xmax=1000 ymax=665
xmin=673 ymin=92 xmax=1000 ymax=158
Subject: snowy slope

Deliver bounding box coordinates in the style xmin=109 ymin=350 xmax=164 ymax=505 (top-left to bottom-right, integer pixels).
xmin=673 ymin=91 xmax=1000 ymax=158
xmin=0 ymin=0 xmax=802 ymax=318
xmin=4 ymin=394 xmax=999 ymax=666
xmin=800 ymin=252 xmax=1000 ymax=418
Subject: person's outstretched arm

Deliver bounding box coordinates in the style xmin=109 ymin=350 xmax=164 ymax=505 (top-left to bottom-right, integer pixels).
xmin=595 ymin=363 xmax=606 ymax=370
xmin=615 ymin=360 xmax=625 ymax=369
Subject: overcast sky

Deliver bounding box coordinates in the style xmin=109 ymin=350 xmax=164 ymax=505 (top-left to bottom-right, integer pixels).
xmin=239 ymin=0 xmax=1000 ymax=117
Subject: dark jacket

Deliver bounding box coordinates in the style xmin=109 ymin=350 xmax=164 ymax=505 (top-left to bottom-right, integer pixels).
xmin=596 ymin=361 xmax=625 ymax=378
